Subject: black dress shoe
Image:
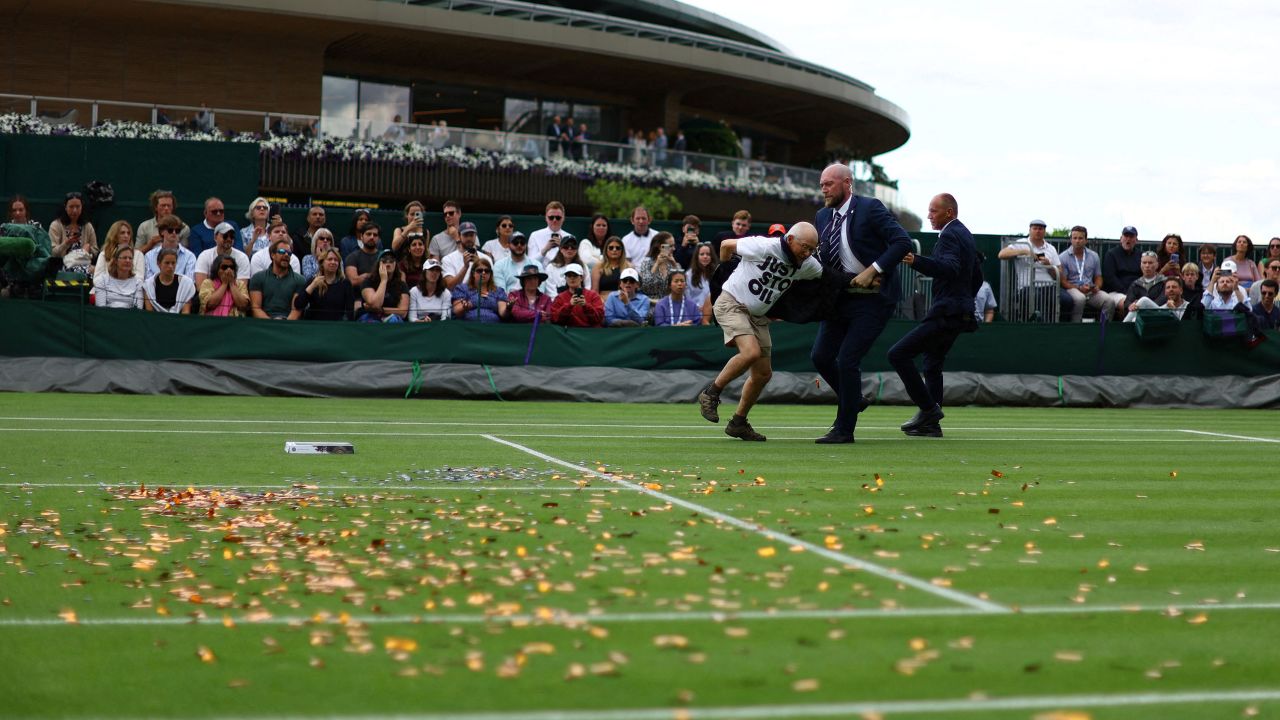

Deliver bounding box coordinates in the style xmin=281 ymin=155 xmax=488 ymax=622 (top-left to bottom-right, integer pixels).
xmin=857 ymin=394 xmax=872 ymax=413
xmin=904 ymin=424 xmax=943 ymax=438
xmin=900 ymin=405 xmax=944 ymax=432
xmin=815 ymin=429 xmax=855 ymax=444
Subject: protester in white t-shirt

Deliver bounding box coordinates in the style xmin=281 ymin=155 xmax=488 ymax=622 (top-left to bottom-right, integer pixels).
xmin=696 ymin=224 xmax=823 ymax=442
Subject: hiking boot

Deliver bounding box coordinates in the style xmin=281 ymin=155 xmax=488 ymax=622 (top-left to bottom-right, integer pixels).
xmin=725 ymin=417 xmax=766 ymax=442
xmin=697 ymin=382 xmax=721 ymax=423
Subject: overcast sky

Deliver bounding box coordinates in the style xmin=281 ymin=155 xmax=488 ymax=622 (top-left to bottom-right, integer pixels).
xmin=685 ymin=0 xmax=1280 ymax=243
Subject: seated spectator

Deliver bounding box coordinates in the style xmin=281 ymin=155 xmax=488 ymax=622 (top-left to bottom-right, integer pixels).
xmin=1265 ymin=238 xmax=1280 ymax=274
xmin=359 ymin=250 xmax=409 ymax=323
xmin=974 ymin=280 xmax=998 ymax=323
xmin=409 ymin=259 xmax=451 ymax=322
xmin=1101 ymin=225 xmax=1142 ymax=308
xmin=49 ymin=191 xmax=98 ymax=276
xmin=344 ymin=222 xmax=383 ymax=293
xmin=591 ymin=237 xmax=630 ymax=303
xmin=301 ymin=228 xmax=337 ymax=282
xmin=1124 ymin=251 xmax=1167 ymax=308
xmin=507 ymin=265 xmax=553 ymax=324
xmin=442 ymin=221 xmax=491 ymax=291
xmin=136 ymin=190 xmax=190 ymax=253
xmin=638 ymin=232 xmax=682 ymax=300
xmin=1253 ymin=279 xmax=1279 ymax=330
xmin=1197 ymin=244 xmax=1218 ymax=289
xmin=549 ymin=263 xmax=603 ymax=327
xmin=1250 ymin=258 xmax=1280 ymax=306
xmin=685 ymin=241 xmax=717 ymax=323
xmin=429 ymin=200 xmax=463 ymax=260
xmin=673 ymin=214 xmax=700 ymax=269
xmin=604 ymin=268 xmax=650 ymax=326
xmin=194 ymin=222 xmax=250 ymax=286
xmin=482 ymin=216 xmax=517 ymax=262
xmin=1180 ymin=262 xmax=1204 ymax=298
xmin=240 ymin=197 xmax=272 ymax=255
xmin=451 ymin=255 xmax=507 ymax=323
xmin=248 ymin=223 xmax=302 ymax=277
xmin=143 ymin=215 xmax=198 ymax=280
xmin=291 ymin=204 xmax=328 ymax=259
xmin=1059 ymin=225 xmax=1113 ymax=322
xmin=391 ymin=200 xmax=426 ymax=255
xmin=581 ymin=213 xmax=613 ymax=267
xmin=1227 ymin=234 xmax=1261 ymax=288
xmin=997 ymin=219 xmax=1072 ymax=320
xmin=294 ymin=248 xmax=355 ymax=321
xmin=1156 ymin=233 xmax=1184 ymax=279
xmin=399 ymin=234 xmax=429 ymax=289
xmin=248 ymin=236 xmax=305 ymax=320
xmin=653 ymin=271 xmax=702 ymax=326
xmin=94 ymin=221 xmax=143 ymax=284
xmin=199 ymin=254 xmax=250 ymax=317
xmin=188 ymin=197 xmax=233 ymax=256
xmin=1203 ymin=261 xmax=1251 ymax=311
xmin=1124 ymin=276 xmax=1196 ymax=322
xmin=493 ymin=232 xmax=541 ymax=292
xmin=767 ymin=223 xmax=787 ymax=238
xmin=142 ymin=247 xmax=196 ymax=313
xmin=8 ymin=194 xmax=42 ymax=228
xmin=544 ymin=236 xmax=592 ymax=294
xmin=339 ymin=209 xmax=372 ymax=259
xmin=93 ymin=246 xmax=143 ymax=309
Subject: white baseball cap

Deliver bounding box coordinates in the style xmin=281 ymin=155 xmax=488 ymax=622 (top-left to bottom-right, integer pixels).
xmin=563 ymin=263 xmax=584 ymax=276
xmin=1220 ymin=259 xmax=1238 ymax=275
xmin=620 ymin=268 xmax=640 ymax=282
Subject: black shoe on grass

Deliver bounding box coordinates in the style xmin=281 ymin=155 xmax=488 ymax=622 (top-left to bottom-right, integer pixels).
xmin=697 ymin=382 xmax=721 ymax=423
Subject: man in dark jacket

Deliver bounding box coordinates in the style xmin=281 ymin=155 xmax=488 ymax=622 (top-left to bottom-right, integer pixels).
xmin=887 ymin=193 xmax=980 ymax=438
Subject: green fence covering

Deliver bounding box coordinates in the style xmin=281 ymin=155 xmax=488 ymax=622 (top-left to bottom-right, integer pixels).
xmin=1 ymin=301 xmax=1275 ymax=377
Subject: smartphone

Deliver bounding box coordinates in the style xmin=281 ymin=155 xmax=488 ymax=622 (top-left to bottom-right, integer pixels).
xmin=414 ymin=211 xmax=423 ymax=222
xmin=573 ymin=287 xmax=583 ymax=298
xmin=1171 ymin=252 xmax=1180 ymax=264
xmin=268 ymin=202 xmax=282 ymax=218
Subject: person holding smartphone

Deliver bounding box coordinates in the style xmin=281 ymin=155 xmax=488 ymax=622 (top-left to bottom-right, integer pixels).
xmin=638 ymin=232 xmax=682 ymax=300
xmin=1156 ymin=233 xmax=1184 ymax=278
xmin=392 ymin=200 xmax=427 ymax=254
xmin=549 ymin=263 xmax=604 ymax=327
xmin=673 ymin=214 xmax=700 ymax=268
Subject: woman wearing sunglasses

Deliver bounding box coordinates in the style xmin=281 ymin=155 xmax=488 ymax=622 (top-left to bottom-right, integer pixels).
xmin=591 ymin=236 xmax=629 ymax=304
xmin=451 ymin=254 xmax=507 ymax=322
xmin=199 ymin=253 xmax=250 ymax=317
xmin=482 ymin=216 xmax=517 ymax=262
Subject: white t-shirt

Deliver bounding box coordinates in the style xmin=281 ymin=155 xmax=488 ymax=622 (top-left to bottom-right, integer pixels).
xmin=249 ymin=247 xmax=302 ymax=277
xmin=527 ymin=227 xmax=575 ymax=264
xmin=195 ymin=247 xmax=251 ymax=280
xmin=441 ymin=247 xmax=494 ymax=283
xmin=620 ymin=229 xmax=657 ymax=267
xmin=720 ymin=236 xmax=822 ymax=316
xmin=481 ymin=239 xmax=510 ymax=263
xmin=1008 ymin=238 xmax=1062 ymax=286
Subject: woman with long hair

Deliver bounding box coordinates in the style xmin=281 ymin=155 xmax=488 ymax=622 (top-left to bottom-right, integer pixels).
xmin=583 ymin=214 xmax=612 ymax=257
xmin=398 ymin=234 xmax=429 ymax=289
xmin=7 ymin=194 xmax=41 ymax=228
xmin=591 ymin=236 xmax=629 ymax=303
xmin=451 ymin=254 xmax=507 ymax=322
xmin=359 ymin=250 xmax=410 ymax=322
xmin=481 ymin=215 xmax=517 ymax=262
xmin=239 ymin=196 xmax=271 ymax=255
xmin=339 ymin=208 xmax=372 ymax=258
xmin=93 ymin=246 xmax=142 ymax=309
xmin=409 ymin=259 xmax=452 ymax=321
xmin=637 ymin=231 xmax=681 ymax=299
xmin=1156 ymin=233 xmax=1184 ymax=278
xmin=391 ymin=200 xmax=427 ymax=254
xmin=545 ymin=237 xmax=591 ymax=294
xmin=685 ymin=241 xmax=718 ymax=323
xmin=1228 ymin=234 xmax=1261 ymax=287
xmin=302 ymin=228 xmax=337 ymax=282
xmin=294 ymin=248 xmax=355 ymax=320
xmin=94 ymin=221 xmax=142 ymax=283
xmin=199 ymin=253 xmax=250 ymax=317
xmin=50 ymin=191 xmax=98 ymax=275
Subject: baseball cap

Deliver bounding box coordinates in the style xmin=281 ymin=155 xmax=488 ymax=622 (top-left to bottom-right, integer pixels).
xmin=459 ymin=221 xmax=478 ymax=235
xmin=1220 ymin=259 xmax=1238 ymax=275
xmin=563 ymin=263 xmax=584 ymax=276
xmin=214 ymin=221 xmax=236 ymax=236
xmin=422 ymin=258 xmax=442 ymax=271
xmin=1122 ymin=226 xmax=1138 ymax=237
xmin=620 ymin=268 xmax=640 ymax=282
xmin=377 ymin=249 xmax=396 ymax=261
xmin=767 ymin=223 xmax=787 ymax=237
xmin=1029 ymin=219 xmax=1047 ymax=228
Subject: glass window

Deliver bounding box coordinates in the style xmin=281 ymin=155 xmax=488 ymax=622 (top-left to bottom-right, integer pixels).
xmin=321 ymin=76 xmax=358 ymax=139
xmin=504 ymin=98 xmax=540 ymax=134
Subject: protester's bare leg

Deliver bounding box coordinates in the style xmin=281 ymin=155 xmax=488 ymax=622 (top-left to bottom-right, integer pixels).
xmin=735 ymin=354 xmax=772 ymax=417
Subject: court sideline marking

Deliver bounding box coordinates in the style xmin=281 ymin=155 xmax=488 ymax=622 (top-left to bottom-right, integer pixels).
xmin=4 ymin=600 xmax=1279 ymax=628
xmin=1178 ymin=429 xmax=1280 ymax=444
xmin=481 ymin=434 xmax=1007 ymax=614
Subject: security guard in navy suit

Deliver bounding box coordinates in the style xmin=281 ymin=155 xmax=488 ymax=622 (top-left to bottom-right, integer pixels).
xmin=888 ymin=193 xmax=981 ymax=438
xmin=811 ymin=164 xmax=913 ymax=444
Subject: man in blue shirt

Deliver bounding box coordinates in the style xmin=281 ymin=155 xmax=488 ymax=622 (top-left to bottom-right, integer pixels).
xmin=604 ymin=268 xmax=650 ymax=326
xmin=1059 ymin=225 xmax=1113 ymax=322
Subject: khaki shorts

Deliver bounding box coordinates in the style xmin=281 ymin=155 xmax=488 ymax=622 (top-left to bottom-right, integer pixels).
xmin=713 ymin=291 xmax=772 ymax=357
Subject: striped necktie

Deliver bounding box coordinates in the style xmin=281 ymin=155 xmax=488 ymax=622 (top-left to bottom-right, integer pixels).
xmin=821 ymin=210 xmax=843 ymax=267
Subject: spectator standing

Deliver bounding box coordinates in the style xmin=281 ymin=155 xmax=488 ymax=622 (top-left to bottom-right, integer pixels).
xmin=240 ymin=197 xmax=272 ymax=255
xmin=194 ymin=222 xmax=251 ymax=286
xmin=359 ymin=250 xmax=409 ymax=323
xmin=592 ymin=237 xmax=630 ymax=303
xmin=1059 ymin=225 xmax=1113 ymax=321
xmin=188 ymin=197 xmax=233 ymax=256
xmin=493 ymin=232 xmax=541 ymax=292
xmin=653 ymin=127 xmax=668 ymax=166
xmin=673 ymin=214 xmax=701 ymax=268
xmin=142 ymin=215 xmax=198 ymax=280
xmin=1102 ymin=225 xmax=1142 ymax=310
xmin=199 ymin=254 xmax=249 ymax=317
xmin=339 ymin=209 xmax=372 ymax=258
xmin=653 ymin=271 xmax=701 ymax=326
xmin=620 ymin=206 xmax=656 ymax=266
xmin=549 ymin=263 xmax=603 ymax=327
xmin=142 ymin=247 xmax=196 ymax=314
xmin=136 ymin=190 xmax=190 ymax=253
xmin=249 ymin=236 xmax=305 ymax=320
xmin=507 ymin=265 xmax=553 ymax=324
xmin=93 ymin=246 xmax=143 ymax=309
xmin=49 ymin=191 xmax=97 ymax=275
xmin=637 ymin=232 xmax=682 ymax=299
xmin=428 ymin=200 xmax=463 ymax=260
xmin=604 ymin=268 xmax=650 ymax=326
xmin=94 ymin=221 xmax=143 ymax=284
xmin=1227 ymin=234 xmax=1261 ymax=288
xmin=291 ymin=205 xmax=328 ymax=259
xmin=451 ymin=255 xmax=507 ymax=323
xmin=408 ymin=259 xmax=451 ymax=322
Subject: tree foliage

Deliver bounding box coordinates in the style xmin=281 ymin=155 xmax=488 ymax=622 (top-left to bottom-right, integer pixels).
xmin=585 ymin=181 xmax=683 ymax=220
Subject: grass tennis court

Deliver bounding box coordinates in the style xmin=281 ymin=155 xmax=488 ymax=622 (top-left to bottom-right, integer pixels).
xmin=2 ymin=392 xmax=1278 ymax=719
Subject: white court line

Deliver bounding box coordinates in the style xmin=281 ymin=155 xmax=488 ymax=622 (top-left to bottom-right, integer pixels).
xmin=0 ymin=483 xmax=578 ymax=492
xmin=1179 ymin=429 xmax=1280 ymax=444
xmin=0 ymin=427 xmax=1259 ymax=443
xmin=50 ymin=689 xmax=1280 ymax=719
xmin=482 ymin=434 xmax=1007 ymax=614
xmin=5 ymin=601 xmax=1280 ymax=628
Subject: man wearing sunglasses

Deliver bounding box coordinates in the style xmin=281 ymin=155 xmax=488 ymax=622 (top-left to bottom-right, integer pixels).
xmin=187 ymin=197 xmax=235 ymax=256
xmin=193 ymin=221 xmax=250 ymax=287
xmin=1253 ymin=279 xmax=1279 ymax=330
xmin=135 ymin=190 xmax=190 ymax=254
xmin=248 ymin=222 xmax=302 ymax=277
xmin=428 ymin=200 xmax=463 ymax=260
xmin=528 ymin=201 xmax=576 ymax=262
xmin=249 ymin=234 xmax=305 ymax=320
xmin=142 ymin=215 xmax=197 ymax=281
xmin=493 ymin=232 xmax=542 ymax=292
xmin=1248 ymin=259 xmax=1280 ymax=307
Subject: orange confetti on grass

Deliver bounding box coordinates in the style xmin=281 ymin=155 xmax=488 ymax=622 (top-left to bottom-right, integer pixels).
xmin=792 ymin=679 xmax=820 ymax=692
xmin=196 ymin=646 xmax=216 ymax=663
xmin=58 ymin=608 xmax=77 ymax=624
xmin=653 ymin=635 xmax=689 ymax=649
xmin=1187 ymin=613 xmax=1209 ymax=625
xmin=384 ymin=637 xmax=419 ymax=653
xmin=757 ymin=546 xmax=776 ymax=558
xmin=643 ymin=482 xmax=663 ymax=491
xmin=991 ymin=469 xmax=1005 ymax=478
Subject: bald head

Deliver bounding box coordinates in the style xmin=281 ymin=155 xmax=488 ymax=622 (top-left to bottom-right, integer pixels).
xmin=786 ymin=221 xmax=820 ymax=261
xmin=819 ymin=164 xmax=854 ymax=208
xmin=927 ymin=193 xmax=958 ymax=231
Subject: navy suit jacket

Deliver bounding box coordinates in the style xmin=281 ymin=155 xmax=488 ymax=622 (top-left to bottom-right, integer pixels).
xmin=815 ymin=196 xmax=913 ymax=303
xmin=912 ymin=218 xmax=982 ymax=319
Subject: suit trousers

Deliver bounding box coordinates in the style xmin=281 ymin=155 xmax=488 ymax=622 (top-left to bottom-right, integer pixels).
xmin=887 ymin=314 xmax=964 ymax=412
xmin=811 ymin=293 xmax=894 ymax=434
